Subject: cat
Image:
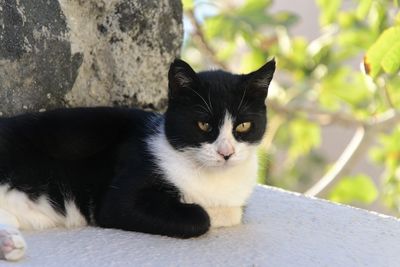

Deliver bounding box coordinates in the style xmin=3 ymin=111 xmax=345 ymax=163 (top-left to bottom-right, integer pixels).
xmin=0 ymin=58 xmax=275 ymax=261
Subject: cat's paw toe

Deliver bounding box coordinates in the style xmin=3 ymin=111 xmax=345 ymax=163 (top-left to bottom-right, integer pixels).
xmin=0 ymin=229 xmax=27 ymax=261
xmin=205 ymin=206 xmax=243 ymax=228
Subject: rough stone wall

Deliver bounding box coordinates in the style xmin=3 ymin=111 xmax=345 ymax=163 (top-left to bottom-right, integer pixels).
xmin=0 ymin=0 xmax=183 ymax=116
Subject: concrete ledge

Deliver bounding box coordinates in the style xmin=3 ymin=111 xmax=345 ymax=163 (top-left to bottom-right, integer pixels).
xmin=6 ymin=186 xmax=400 ymax=266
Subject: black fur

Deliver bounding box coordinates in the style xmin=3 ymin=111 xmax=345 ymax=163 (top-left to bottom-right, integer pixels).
xmin=0 ymin=59 xmax=275 ymax=238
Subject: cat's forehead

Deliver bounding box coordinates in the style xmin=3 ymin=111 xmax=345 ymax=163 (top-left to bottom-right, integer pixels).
xmin=196 ymin=72 xmax=243 ymax=102
xmin=195 ymin=71 xmax=257 ymax=117
xmin=197 ymin=71 xmax=242 ymax=89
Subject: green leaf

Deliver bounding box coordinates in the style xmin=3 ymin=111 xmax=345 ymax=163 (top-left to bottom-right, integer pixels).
xmin=215 ymin=41 xmax=236 ymax=61
xmin=386 ymin=76 xmax=400 ymax=107
xmin=337 ymin=28 xmax=376 ymax=50
xmin=367 ymin=1 xmax=387 ymax=33
xmin=236 ymin=1 xmax=295 ymax=29
xmin=288 ymin=119 xmax=321 ymax=159
xmin=329 ymin=174 xmax=378 ymax=204
xmin=356 ymin=0 xmax=372 ymax=20
xmin=257 ymin=147 xmax=269 ymax=184
xmin=318 ymin=68 xmax=372 ymax=110
xmin=364 ymin=26 xmax=400 ymax=77
xmin=381 ymin=42 xmax=400 ymax=74
xmin=396 ymin=11 xmax=400 ymax=25
xmin=370 ymin=126 xmax=400 ymax=170
xmin=204 ymin=15 xmax=237 ymax=41
xmin=273 ymin=11 xmax=299 ymax=27
xmin=338 ymin=13 xmax=357 ymax=28
xmin=316 ymin=0 xmax=342 ymax=26
xmin=240 ymin=50 xmax=266 ymax=73
xmin=182 ymin=0 xmax=194 ymax=11
xmin=239 ymin=0 xmax=272 ymax=15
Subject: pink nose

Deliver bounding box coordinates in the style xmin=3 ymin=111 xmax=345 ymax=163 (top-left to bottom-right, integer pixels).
xmin=217 ymin=143 xmax=235 ymax=160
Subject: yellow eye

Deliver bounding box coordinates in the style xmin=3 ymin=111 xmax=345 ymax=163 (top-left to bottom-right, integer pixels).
xmin=236 ymin=122 xmax=252 ymax=133
xmin=198 ymin=121 xmax=212 ymax=132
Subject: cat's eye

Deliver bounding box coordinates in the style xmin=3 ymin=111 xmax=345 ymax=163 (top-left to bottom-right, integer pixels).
xmin=198 ymin=121 xmax=212 ymax=132
xmin=235 ymin=122 xmax=252 ymax=133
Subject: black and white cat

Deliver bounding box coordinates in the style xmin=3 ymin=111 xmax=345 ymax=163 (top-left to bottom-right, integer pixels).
xmin=0 ymin=58 xmax=275 ymax=261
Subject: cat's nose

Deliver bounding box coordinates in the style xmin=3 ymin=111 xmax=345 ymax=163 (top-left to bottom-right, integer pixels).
xmin=223 ymin=154 xmax=232 ymax=160
xmin=218 ymin=150 xmax=234 ymax=160
xmin=217 ymin=142 xmax=235 ymax=160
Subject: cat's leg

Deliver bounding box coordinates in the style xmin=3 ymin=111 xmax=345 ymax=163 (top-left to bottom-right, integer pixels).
xmin=204 ymin=206 xmax=243 ymax=228
xmin=96 ymin=185 xmax=211 ymax=238
xmin=0 ymin=209 xmax=26 ymax=261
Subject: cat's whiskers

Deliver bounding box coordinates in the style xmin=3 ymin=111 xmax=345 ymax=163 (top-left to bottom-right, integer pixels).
xmin=194 ymin=161 xmax=208 ymax=173
xmin=237 ymin=103 xmax=265 ymax=117
xmin=145 ymin=115 xmax=164 ymax=135
xmin=237 ymin=88 xmax=248 ymax=112
xmin=180 ymin=147 xmax=215 ymax=170
xmin=194 ymin=105 xmax=210 ymax=114
xmin=109 ymin=185 xmax=120 ymax=190
xmin=238 ymin=101 xmax=250 ymax=113
xmin=207 ymin=88 xmax=213 ymax=112
xmin=190 ymin=88 xmax=213 ymax=114
xmin=241 ymin=111 xmax=264 ymax=116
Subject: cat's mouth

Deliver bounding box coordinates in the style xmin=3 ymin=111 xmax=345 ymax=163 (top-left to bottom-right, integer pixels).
xmin=200 ymin=157 xmax=242 ymax=169
xmin=181 ymin=147 xmax=246 ymax=169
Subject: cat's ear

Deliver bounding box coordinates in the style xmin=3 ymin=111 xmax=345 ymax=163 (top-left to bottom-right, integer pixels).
xmin=245 ymin=58 xmax=276 ymax=98
xmin=168 ymin=59 xmax=199 ymax=98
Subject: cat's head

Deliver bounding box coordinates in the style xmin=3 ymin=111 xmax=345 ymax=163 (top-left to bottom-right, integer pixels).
xmin=164 ymin=59 xmax=275 ymax=168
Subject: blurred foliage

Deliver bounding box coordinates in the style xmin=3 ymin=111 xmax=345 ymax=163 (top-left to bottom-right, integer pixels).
xmin=182 ymin=0 xmax=400 ymax=214
xmin=365 ymin=26 xmax=400 ymax=76
xmin=329 ymin=174 xmax=378 ymax=204
xmin=370 ymin=126 xmax=400 ymax=211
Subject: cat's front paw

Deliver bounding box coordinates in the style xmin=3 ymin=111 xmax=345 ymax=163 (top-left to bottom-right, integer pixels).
xmin=0 ymin=227 xmax=27 ymax=261
xmin=205 ymin=206 xmax=243 ymax=228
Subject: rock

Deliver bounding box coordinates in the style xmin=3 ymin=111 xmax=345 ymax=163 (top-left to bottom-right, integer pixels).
xmin=0 ymin=0 xmax=183 ymax=116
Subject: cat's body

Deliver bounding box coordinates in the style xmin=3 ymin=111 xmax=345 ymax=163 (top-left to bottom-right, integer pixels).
xmin=0 ymin=59 xmax=275 ymax=261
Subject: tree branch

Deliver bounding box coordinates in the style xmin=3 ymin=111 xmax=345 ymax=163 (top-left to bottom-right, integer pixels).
xmin=185 ymin=9 xmax=228 ymax=70
xmin=367 ymin=109 xmax=400 ymax=130
xmin=305 ymin=109 xmax=400 ymax=197
xmin=267 ymin=100 xmax=363 ymax=127
xmin=305 ymin=126 xmax=369 ymax=197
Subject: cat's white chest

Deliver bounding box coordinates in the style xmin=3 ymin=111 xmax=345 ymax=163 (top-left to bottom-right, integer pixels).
xmin=148 ymin=123 xmax=258 ymax=227
xmin=150 ymin=132 xmax=259 ymax=227
xmin=172 ymin=155 xmax=258 ymax=208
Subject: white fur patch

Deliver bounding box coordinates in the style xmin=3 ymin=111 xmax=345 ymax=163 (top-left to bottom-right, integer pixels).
xmin=0 ymin=225 xmax=26 ymax=261
xmin=0 ymin=185 xmax=87 ymax=231
xmin=214 ymin=114 xmax=235 ymax=158
xmin=64 ymin=201 xmax=88 ymax=228
xmin=204 ymin=206 xmax=243 ymax=228
xmin=149 ymin=113 xmax=259 ymax=227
